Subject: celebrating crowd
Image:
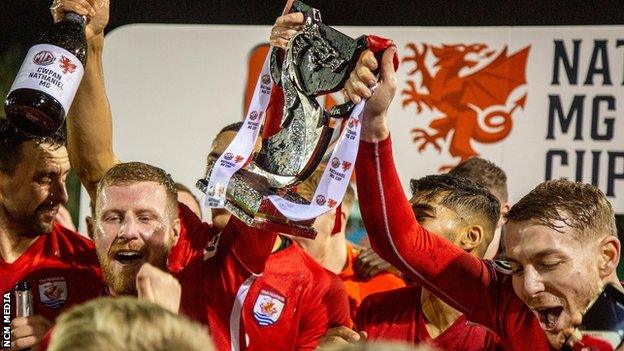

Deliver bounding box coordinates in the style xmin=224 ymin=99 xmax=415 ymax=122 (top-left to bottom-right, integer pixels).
xmin=1 ymin=0 xmax=622 ymax=350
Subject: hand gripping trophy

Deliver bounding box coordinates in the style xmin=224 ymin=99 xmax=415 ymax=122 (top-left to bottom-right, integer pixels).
xmin=197 ymin=1 xmax=396 ymax=237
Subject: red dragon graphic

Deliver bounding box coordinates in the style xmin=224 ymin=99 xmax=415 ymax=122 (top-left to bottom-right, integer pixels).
xmin=59 ymin=55 xmax=77 ymax=74
xmin=401 ymin=43 xmax=530 ymax=170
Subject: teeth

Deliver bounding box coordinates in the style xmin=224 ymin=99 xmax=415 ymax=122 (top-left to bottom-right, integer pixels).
xmin=116 ymin=251 xmax=142 ymax=259
xmin=536 ymin=307 xmax=561 ymax=330
xmin=546 ymin=312 xmax=556 ymax=327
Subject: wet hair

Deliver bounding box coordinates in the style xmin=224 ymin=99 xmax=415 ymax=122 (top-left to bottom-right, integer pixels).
xmin=207 ymin=121 xmax=263 ymax=163
xmin=96 ymin=162 xmax=178 ymax=219
xmin=207 ymin=122 xmax=245 ymax=162
xmin=296 ymin=165 xmax=356 ymax=212
xmin=450 ymin=157 xmax=508 ymax=203
xmin=48 ymin=297 xmax=214 ymax=351
xmin=410 ymin=173 xmax=500 ymax=251
xmin=218 ymin=122 xmax=244 ymax=135
xmin=507 ymin=178 xmax=617 ymax=241
xmin=0 ymin=118 xmax=66 ymax=175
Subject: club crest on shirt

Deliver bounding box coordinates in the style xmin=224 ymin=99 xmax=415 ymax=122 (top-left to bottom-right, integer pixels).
xmin=38 ymin=277 xmax=67 ymax=309
xmin=252 ymin=289 xmax=285 ymax=327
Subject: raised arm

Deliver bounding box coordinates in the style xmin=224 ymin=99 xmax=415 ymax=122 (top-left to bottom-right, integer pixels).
xmin=52 ymin=0 xmax=119 ymax=201
xmin=347 ymin=48 xmax=501 ymax=327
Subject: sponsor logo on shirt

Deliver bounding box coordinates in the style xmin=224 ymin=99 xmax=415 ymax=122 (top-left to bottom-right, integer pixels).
xmin=38 ymin=277 xmax=67 ymax=310
xmin=252 ymin=289 xmax=285 ymax=327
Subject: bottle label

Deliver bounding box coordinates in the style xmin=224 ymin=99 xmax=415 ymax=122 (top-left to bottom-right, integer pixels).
xmin=9 ymin=44 xmax=84 ymax=114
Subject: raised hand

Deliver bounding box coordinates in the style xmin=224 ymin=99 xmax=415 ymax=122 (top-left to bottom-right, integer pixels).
xmin=136 ymin=263 xmax=182 ymax=314
xmin=344 ymin=46 xmax=398 ymax=142
xmin=50 ymin=0 xmax=110 ymax=41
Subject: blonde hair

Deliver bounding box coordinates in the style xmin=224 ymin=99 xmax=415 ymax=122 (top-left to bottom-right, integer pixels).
xmin=48 ymin=297 xmax=214 ymax=351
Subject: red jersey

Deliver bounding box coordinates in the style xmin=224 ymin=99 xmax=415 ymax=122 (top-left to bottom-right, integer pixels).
xmin=168 ymin=203 xmax=219 ymax=274
xmin=243 ymin=240 xmax=351 ymax=351
xmin=176 ymin=204 xmax=277 ymax=351
xmin=0 ymin=223 xmax=104 ymax=322
xmin=339 ymin=242 xmax=405 ymax=319
xmin=356 ymin=286 xmax=502 ymax=350
xmin=354 ymin=137 xmax=553 ymax=351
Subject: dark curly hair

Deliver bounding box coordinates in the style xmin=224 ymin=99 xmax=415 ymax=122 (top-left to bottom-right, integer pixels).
xmin=0 ymin=118 xmax=66 ymax=175
xmin=410 ymin=173 xmax=501 ymax=254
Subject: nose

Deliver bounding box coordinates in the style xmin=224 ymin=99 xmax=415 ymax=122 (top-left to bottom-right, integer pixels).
xmin=50 ymin=179 xmax=68 ymax=205
xmin=522 ymin=266 xmax=545 ymax=297
xmin=117 ymin=216 xmax=141 ymax=241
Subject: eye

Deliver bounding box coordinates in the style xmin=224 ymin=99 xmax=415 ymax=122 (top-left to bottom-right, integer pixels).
xmin=36 ymin=174 xmax=52 ymax=184
xmin=412 ymin=209 xmax=433 ymax=223
xmin=138 ymin=215 xmax=153 ymax=223
xmin=538 ymin=261 xmax=562 ymax=271
xmin=415 ymin=214 xmax=428 ymax=223
xmin=104 ymin=214 xmax=122 ymax=223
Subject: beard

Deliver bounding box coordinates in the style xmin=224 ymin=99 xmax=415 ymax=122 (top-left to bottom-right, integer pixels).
xmin=530 ymin=278 xmax=603 ymax=349
xmin=0 ymin=202 xmax=58 ymax=237
xmin=97 ymin=238 xmax=172 ymax=296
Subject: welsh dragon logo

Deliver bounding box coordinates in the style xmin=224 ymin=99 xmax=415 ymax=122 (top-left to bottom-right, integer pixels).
xmin=401 ymin=43 xmax=530 ymax=170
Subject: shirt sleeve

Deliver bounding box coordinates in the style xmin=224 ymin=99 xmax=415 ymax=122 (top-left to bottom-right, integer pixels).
xmin=354 ymin=136 xmax=501 ymax=329
xmin=220 ymin=216 xmax=278 ymax=276
xmin=168 ymin=203 xmax=215 ymax=273
xmin=296 ymin=272 xmax=351 ymax=350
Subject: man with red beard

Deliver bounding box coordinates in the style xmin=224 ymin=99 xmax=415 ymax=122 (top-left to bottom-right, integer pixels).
xmin=343 ymin=46 xmax=622 ymax=350
xmin=0 ymin=121 xmax=103 ymax=351
xmin=55 ymin=1 xmax=277 ymax=350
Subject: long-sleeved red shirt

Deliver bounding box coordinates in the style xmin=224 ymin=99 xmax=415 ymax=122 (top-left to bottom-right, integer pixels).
xmin=354 ymin=136 xmax=552 ymax=351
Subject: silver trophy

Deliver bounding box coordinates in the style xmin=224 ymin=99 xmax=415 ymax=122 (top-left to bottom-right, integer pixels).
xmin=198 ymin=1 xmax=371 ymax=237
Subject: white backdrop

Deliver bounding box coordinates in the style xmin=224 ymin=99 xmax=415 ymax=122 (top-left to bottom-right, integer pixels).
xmin=78 ymin=23 xmax=624 ymax=231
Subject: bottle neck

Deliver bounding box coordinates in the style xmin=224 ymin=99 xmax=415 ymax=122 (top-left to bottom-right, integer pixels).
xmin=64 ymin=12 xmax=86 ymax=26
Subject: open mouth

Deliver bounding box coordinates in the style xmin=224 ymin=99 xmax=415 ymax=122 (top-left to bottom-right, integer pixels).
xmin=40 ymin=206 xmax=59 ymax=219
xmin=113 ymin=250 xmax=145 ymax=266
xmin=535 ymin=306 xmax=564 ymax=331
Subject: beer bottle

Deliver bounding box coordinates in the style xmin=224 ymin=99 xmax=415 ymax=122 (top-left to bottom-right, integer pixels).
xmin=4 ymin=12 xmax=87 ymax=136
xmin=14 ymin=281 xmax=34 ymax=351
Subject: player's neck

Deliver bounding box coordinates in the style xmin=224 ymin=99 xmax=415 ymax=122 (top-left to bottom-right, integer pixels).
xmin=323 ymin=232 xmax=348 ymax=274
xmin=420 ymin=287 xmax=462 ymax=339
xmin=0 ymin=210 xmax=39 ymax=263
xmin=605 ymin=274 xmax=622 ymax=291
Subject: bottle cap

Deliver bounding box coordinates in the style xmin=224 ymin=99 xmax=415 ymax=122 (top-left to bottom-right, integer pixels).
xmin=15 ymin=281 xmax=31 ymax=291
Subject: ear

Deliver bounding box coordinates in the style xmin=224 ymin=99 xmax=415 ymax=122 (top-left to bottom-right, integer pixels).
xmin=598 ymin=236 xmax=620 ymax=280
xmin=499 ymin=203 xmax=510 ymax=227
xmin=86 ymin=216 xmax=95 ymax=240
xmin=459 ymin=225 xmax=484 ymax=253
xmin=171 ymin=219 xmax=181 ymax=246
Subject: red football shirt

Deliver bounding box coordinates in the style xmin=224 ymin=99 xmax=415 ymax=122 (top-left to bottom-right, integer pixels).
xmin=168 ymin=203 xmax=220 ymax=274
xmin=356 ymin=286 xmax=502 ymax=350
xmin=242 ymin=240 xmax=351 ymax=351
xmin=0 ymin=223 xmax=104 ymax=323
xmin=176 ymin=204 xmax=277 ymax=351
xmin=354 ymin=137 xmax=553 ymax=351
